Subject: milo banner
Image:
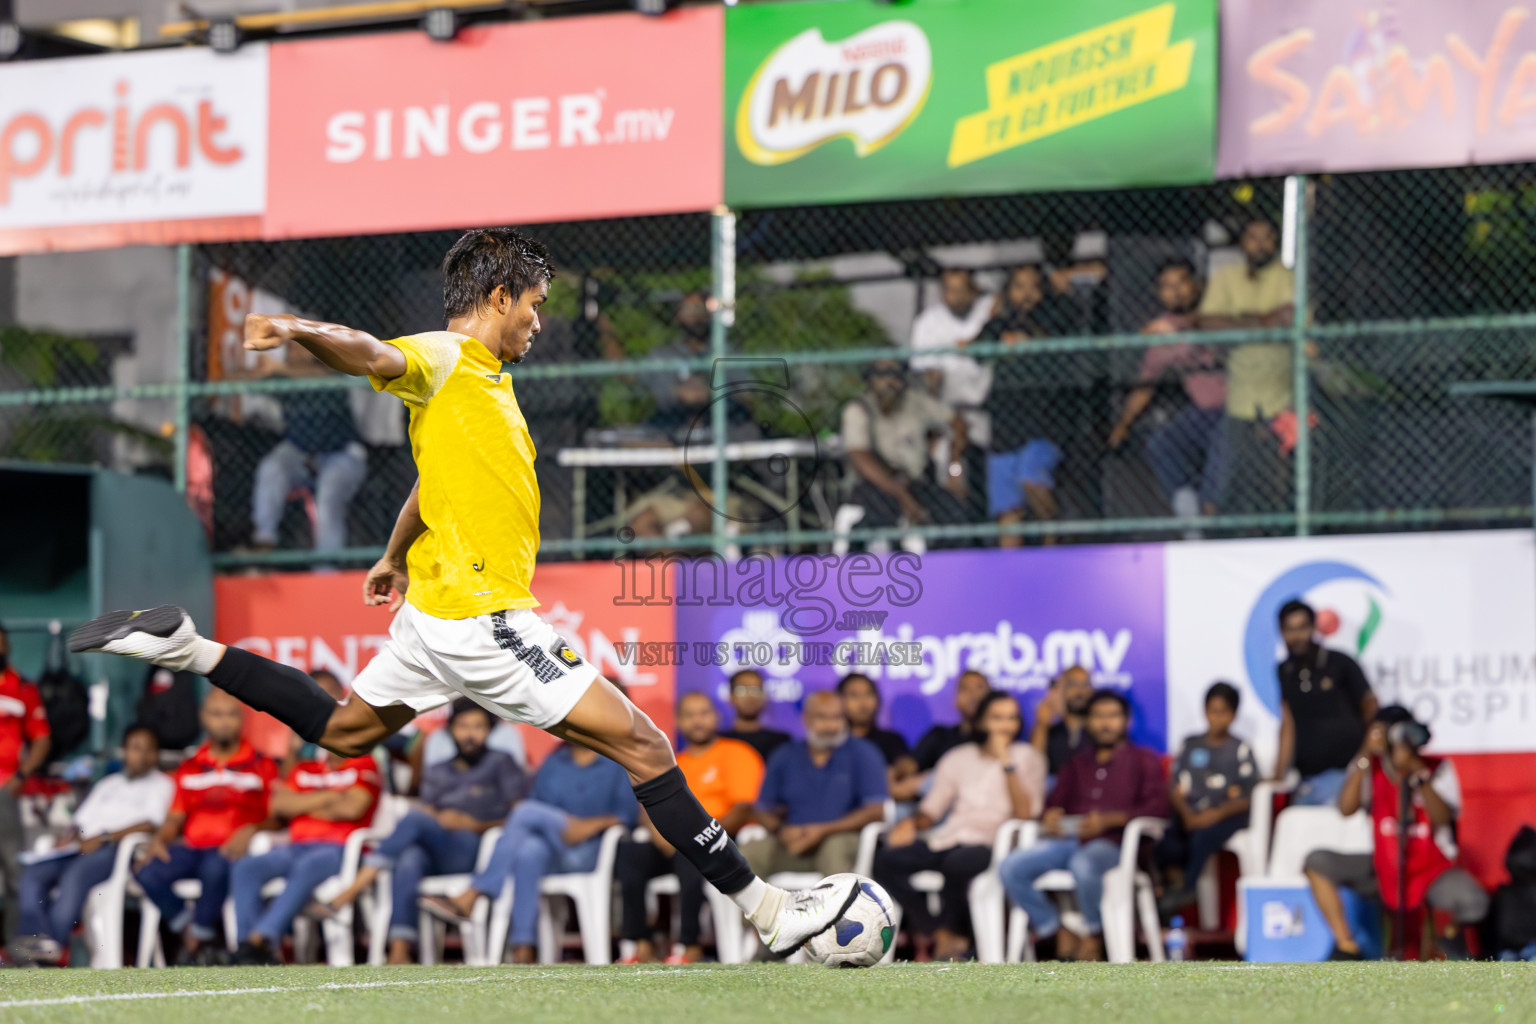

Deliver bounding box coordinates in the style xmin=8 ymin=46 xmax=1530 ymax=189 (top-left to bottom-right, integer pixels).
xmin=724 ymin=0 xmax=1217 ymax=206
xmin=1219 ymin=1 xmax=1536 ymax=177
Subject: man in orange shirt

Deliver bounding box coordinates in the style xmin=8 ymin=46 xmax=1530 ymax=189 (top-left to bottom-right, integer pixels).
xmin=616 ymin=693 xmax=763 ymax=963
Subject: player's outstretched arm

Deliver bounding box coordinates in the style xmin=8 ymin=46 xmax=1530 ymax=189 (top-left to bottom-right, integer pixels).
xmin=245 ymin=312 xmax=406 ymax=380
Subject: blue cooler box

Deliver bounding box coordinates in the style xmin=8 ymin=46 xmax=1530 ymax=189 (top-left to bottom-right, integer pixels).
xmin=1240 ymin=882 xmax=1383 ymax=961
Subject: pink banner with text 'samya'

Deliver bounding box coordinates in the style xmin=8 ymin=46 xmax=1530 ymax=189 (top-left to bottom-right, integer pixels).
xmin=1218 ymin=1 xmax=1536 ymax=176
xmin=264 ymin=8 xmax=722 ymax=239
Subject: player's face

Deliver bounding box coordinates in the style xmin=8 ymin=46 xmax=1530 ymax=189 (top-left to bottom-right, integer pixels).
xmin=124 ymin=730 xmax=159 ymax=776
xmin=677 ymin=694 xmax=719 ymax=748
xmin=840 ymin=678 xmax=878 ymax=727
xmin=1086 ymin=700 xmax=1128 ymax=748
xmin=1280 ymin=610 xmax=1315 ymax=657
xmin=499 ymin=280 xmax=548 ymax=364
xmin=201 ymin=690 xmax=244 ymax=746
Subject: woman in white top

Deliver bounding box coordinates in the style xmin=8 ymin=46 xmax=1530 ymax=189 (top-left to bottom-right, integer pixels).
xmin=873 ymin=692 xmax=1046 ymax=960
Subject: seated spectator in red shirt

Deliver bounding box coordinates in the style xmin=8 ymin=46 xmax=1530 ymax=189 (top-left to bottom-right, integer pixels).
xmin=997 ymin=689 xmax=1168 ymax=961
xmin=134 ymin=690 xmax=278 ymax=966
xmin=0 ymin=620 xmax=51 ymax=949
xmin=229 ymin=738 xmax=380 ymax=964
xmin=1305 ymin=708 xmax=1488 ymax=960
xmin=874 ymin=692 xmax=1045 ymax=961
xmin=8 ymin=724 xmax=172 ymax=966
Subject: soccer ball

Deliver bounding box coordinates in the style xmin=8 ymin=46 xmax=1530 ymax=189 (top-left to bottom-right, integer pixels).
xmin=802 ymin=874 xmax=895 ymax=968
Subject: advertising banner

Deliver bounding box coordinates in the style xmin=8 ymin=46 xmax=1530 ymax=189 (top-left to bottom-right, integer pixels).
xmin=671 ymin=546 xmax=1167 ymax=751
xmin=1218 ymin=1 xmax=1536 ymax=177
xmin=213 ymin=564 xmax=675 ymax=763
xmin=0 ymin=45 xmax=268 ymax=255
xmin=724 ymin=0 xmax=1216 ymax=207
xmin=1164 ymin=530 xmax=1536 ymax=768
xmin=265 ymin=9 xmax=722 ymax=239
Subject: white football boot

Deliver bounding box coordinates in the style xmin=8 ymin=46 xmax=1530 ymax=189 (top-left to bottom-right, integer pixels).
xmin=68 ymin=605 xmax=204 ymax=671
xmin=759 ymin=875 xmax=860 ymax=956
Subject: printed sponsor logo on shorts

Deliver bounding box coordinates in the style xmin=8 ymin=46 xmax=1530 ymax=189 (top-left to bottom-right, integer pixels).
xmin=491 ymin=612 xmax=565 ymax=684
xmin=549 ymin=636 xmax=583 ymax=669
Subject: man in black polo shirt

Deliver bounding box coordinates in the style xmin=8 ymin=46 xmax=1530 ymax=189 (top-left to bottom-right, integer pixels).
xmin=1272 ymin=599 xmax=1378 ymax=806
xmin=721 ymin=669 xmax=791 ymax=762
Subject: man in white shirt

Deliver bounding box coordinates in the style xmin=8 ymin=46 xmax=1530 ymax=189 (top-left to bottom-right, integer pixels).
xmin=909 ymin=269 xmax=996 ymax=451
xmin=8 ymin=724 xmax=174 ymax=966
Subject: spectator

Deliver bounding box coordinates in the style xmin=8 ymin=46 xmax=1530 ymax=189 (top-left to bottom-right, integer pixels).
xmin=422 ymin=742 xmax=636 ymax=965
xmin=1108 ymin=259 xmax=1227 ymax=522
xmin=979 ymin=265 xmax=1079 ymax=542
xmin=230 ymin=744 xmax=381 ymax=965
xmin=1030 ymin=666 xmax=1094 ymax=777
xmin=615 ymin=693 xmax=763 ymax=964
xmin=1304 ymin=709 xmax=1487 ymax=960
xmin=841 ymin=359 xmax=970 ymax=533
xmin=135 ymin=690 xmax=278 ymax=966
xmin=246 ymin=341 xmax=368 ymax=554
xmin=721 ymin=670 xmax=790 ymax=762
xmin=912 ymin=670 xmax=993 ymax=773
xmin=327 ymin=699 xmax=524 ymax=964
xmin=1274 ymin=599 xmax=1378 ymax=806
xmin=998 ymin=690 xmax=1169 ymax=961
xmin=6 ymin=724 xmax=172 ymax=967
xmin=909 ymin=269 xmax=995 ymax=453
xmin=837 ymin=673 xmax=919 ymax=793
xmin=1153 ymin=682 xmax=1258 ymax=912
xmin=1197 ymin=218 xmax=1296 ymax=513
xmin=0 ymin=620 xmax=50 ymax=949
xmin=874 ymin=692 xmax=1045 ymax=961
xmin=741 ymin=691 xmax=888 ymax=877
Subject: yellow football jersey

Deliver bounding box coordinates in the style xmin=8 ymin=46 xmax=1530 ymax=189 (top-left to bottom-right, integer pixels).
xmin=369 ymin=331 xmax=540 ymax=619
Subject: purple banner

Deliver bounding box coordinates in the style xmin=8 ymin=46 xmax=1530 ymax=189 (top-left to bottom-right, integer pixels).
xmin=1218 ymin=1 xmax=1536 ymax=177
xmin=672 ymin=545 xmax=1167 ymax=752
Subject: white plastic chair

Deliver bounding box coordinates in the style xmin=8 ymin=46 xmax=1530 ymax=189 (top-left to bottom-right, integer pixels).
xmin=997 ymin=817 xmax=1170 ymax=964
xmin=82 ymin=832 xmax=149 ymax=969
xmin=1233 ymin=803 xmax=1372 ymax=956
xmin=481 ymin=824 xmax=627 ymax=965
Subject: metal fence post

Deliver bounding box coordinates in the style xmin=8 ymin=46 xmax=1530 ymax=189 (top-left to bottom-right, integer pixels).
xmin=173 ymin=242 xmax=192 ymax=494
xmin=710 ymin=206 xmax=736 ymax=558
xmin=1289 ymin=174 xmax=1311 ymax=537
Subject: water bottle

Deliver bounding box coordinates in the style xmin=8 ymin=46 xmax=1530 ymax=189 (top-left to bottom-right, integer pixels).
xmin=1166 ymin=916 xmax=1188 ymax=962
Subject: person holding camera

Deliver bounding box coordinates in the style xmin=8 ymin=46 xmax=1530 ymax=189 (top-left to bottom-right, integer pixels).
xmin=1303 ymin=706 xmax=1488 ymax=960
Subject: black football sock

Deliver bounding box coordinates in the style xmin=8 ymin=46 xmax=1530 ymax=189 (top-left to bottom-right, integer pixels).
xmin=633 ymin=766 xmax=757 ymax=897
xmin=207 ymin=646 xmax=337 ymax=744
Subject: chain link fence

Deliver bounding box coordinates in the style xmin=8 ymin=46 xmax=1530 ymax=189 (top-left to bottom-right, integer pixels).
xmin=2 ymin=166 xmax=1534 ymax=566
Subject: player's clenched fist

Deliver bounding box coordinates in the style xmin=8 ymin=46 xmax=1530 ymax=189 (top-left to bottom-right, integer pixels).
xmin=244 ymin=312 xmax=293 ymax=351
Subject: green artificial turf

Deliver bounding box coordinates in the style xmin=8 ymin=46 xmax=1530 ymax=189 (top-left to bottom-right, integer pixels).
xmin=1 ymin=962 xmax=1533 ymax=1024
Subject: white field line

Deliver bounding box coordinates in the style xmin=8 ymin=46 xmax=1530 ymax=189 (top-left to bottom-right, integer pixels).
xmin=0 ymin=969 xmax=690 ymax=1010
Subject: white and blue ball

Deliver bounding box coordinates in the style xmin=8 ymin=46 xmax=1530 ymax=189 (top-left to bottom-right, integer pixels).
xmin=802 ymin=874 xmax=895 ymax=968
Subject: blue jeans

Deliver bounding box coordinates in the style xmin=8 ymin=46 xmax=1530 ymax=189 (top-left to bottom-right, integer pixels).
xmin=1292 ymin=769 xmax=1348 ymax=807
xmin=998 ymin=837 xmax=1121 ymax=937
xmin=252 ymin=440 xmax=367 ymax=552
xmin=364 ymin=810 xmax=482 ymax=943
xmin=1147 ymin=406 xmax=1226 ymax=506
xmin=135 ymin=845 xmax=234 ymax=940
xmin=18 ymin=844 xmax=119 ymax=944
xmin=474 ymin=800 xmax=600 ymax=948
xmin=231 ymin=842 xmax=345 ymax=943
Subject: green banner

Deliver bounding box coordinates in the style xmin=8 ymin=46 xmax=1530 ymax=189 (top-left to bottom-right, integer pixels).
xmin=725 ymin=0 xmax=1216 ymax=207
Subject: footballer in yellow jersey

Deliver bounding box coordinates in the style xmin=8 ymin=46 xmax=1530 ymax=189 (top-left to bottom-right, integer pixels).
xmin=70 ymin=228 xmax=859 ymax=961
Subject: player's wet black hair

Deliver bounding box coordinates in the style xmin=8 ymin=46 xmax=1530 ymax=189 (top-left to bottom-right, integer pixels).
xmin=442 ymin=227 xmax=555 ymax=321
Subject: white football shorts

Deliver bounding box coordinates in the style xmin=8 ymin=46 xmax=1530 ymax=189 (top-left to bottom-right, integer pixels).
xmin=350 ymin=603 xmax=599 ymax=730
